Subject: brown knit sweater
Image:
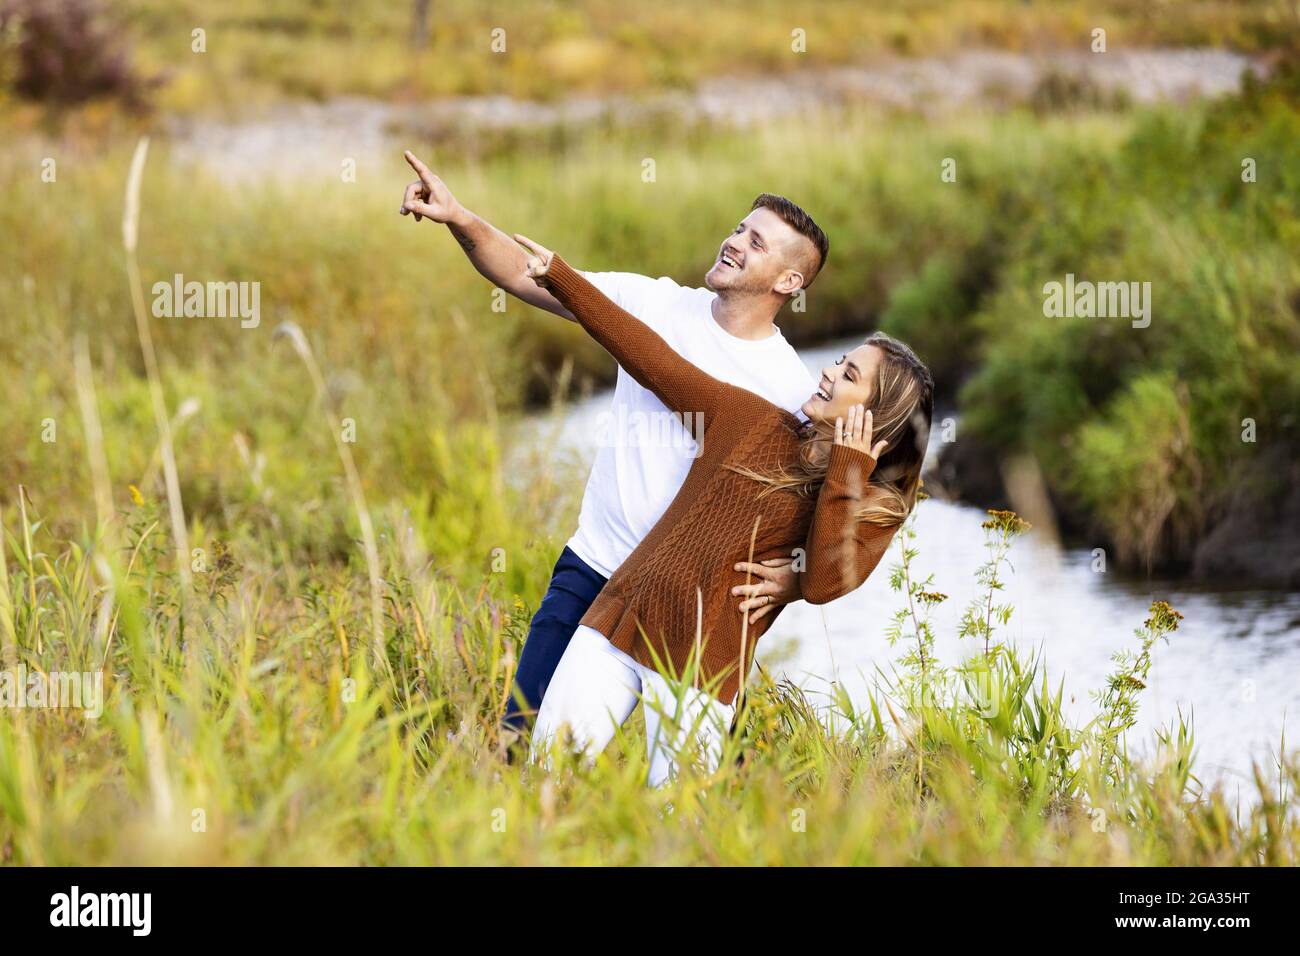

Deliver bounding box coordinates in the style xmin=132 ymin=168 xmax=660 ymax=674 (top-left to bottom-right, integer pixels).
xmin=546 ymin=255 xmax=898 ymax=704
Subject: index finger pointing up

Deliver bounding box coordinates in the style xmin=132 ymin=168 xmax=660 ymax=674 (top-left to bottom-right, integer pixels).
xmin=404 ymin=150 xmax=434 ymax=184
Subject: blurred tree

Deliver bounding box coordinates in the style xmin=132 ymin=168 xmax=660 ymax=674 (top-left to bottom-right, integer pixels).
xmin=411 ymin=0 xmax=432 ymax=50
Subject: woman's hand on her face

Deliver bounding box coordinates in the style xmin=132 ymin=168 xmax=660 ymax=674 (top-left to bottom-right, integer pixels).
xmin=834 ymin=403 xmax=888 ymax=460
xmin=513 ymin=234 xmax=554 ymax=288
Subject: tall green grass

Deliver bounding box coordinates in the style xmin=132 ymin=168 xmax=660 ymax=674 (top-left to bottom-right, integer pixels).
xmin=2 ymin=470 xmax=1295 ymax=864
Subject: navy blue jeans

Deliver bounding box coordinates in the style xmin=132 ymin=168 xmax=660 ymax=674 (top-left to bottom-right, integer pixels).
xmin=503 ymin=546 xmax=608 ymax=732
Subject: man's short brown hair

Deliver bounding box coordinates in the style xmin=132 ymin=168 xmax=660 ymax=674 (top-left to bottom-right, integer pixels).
xmin=751 ymin=193 xmax=829 ymax=288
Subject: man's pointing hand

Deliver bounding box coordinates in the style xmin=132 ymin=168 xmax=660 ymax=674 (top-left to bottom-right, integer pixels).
xmin=400 ymin=150 xmax=463 ymax=224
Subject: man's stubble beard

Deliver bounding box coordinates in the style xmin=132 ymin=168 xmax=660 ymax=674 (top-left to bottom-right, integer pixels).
xmin=706 ymin=269 xmax=769 ymax=299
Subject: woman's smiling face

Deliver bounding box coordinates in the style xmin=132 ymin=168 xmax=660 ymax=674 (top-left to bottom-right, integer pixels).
xmin=801 ymin=344 xmax=883 ymax=424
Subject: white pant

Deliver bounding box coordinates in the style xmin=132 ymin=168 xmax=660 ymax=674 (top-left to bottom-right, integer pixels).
xmin=532 ymin=625 xmax=735 ymax=788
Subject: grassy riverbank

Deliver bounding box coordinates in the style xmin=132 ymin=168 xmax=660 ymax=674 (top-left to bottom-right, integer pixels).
xmin=87 ymin=0 xmax=1300 ymax=113
xmin=894 ymin=63 xmax=1300 ymax=580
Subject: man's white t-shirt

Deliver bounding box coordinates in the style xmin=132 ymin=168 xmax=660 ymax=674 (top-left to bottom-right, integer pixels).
xmin=567 ymin=271 xmax=815 ymax=579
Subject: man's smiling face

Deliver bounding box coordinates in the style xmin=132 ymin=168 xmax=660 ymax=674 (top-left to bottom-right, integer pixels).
xmin=705 ymin=207 xmax=812 ymax=297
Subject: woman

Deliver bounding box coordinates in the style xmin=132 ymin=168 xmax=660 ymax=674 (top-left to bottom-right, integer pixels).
xmin=517 ymin=235 xmax=934 ymax=787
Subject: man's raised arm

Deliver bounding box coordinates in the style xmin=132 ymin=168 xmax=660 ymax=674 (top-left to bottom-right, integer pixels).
xmin=399 ymin=150 xmax=576 ymax=321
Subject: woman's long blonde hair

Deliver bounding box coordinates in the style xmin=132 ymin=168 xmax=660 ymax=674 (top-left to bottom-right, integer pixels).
xmin=732 ymin=332 xmax=934 ymax=527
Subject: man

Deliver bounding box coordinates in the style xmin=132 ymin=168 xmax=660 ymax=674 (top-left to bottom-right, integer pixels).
xmin=398 ymin=150 xmax=828 ymax=737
